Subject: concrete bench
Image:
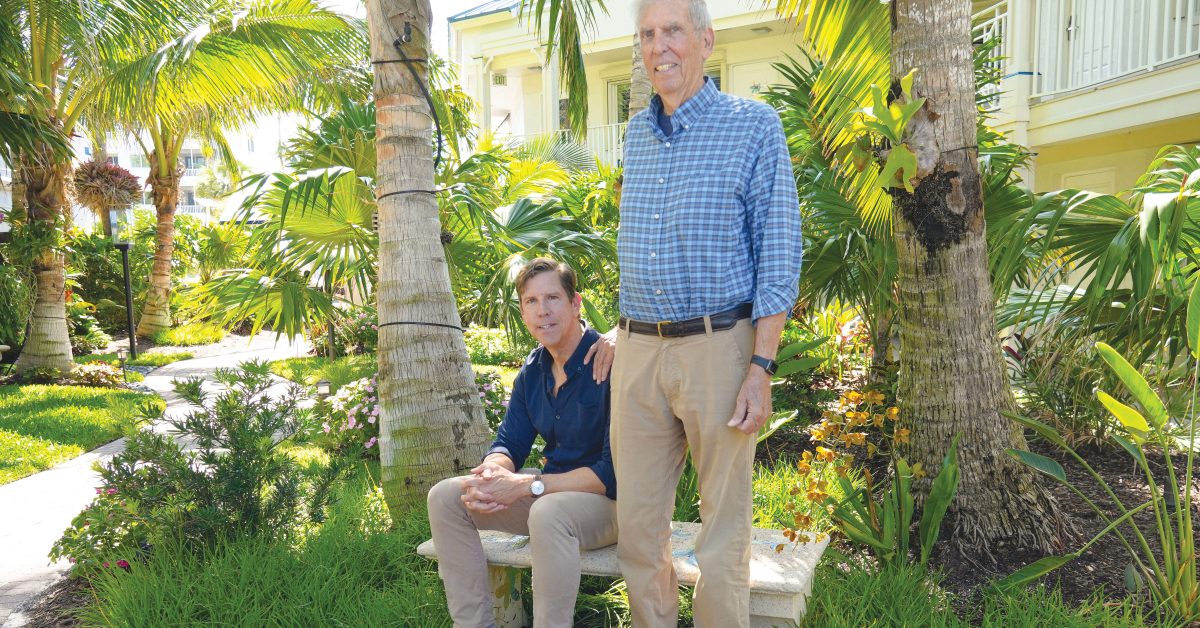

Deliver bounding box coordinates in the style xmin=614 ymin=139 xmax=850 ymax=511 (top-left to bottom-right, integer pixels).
xmin=417 ymin=521 xmax=828 ymax=628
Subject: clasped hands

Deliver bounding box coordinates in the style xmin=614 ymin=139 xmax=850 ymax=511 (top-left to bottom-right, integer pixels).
xmin=460 ymin=460 xmax=533 ymax=515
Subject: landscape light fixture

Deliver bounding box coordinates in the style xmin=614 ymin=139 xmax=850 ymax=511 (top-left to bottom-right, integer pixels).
xmin=116 ymin=347 xmax=128 ymax=382
xmin=316 ymin=380 xmax=332 ymax=398
xmin=108 ymin=206 xmax=138 ymax=359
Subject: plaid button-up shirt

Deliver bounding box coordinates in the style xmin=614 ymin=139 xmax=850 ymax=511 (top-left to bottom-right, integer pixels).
xmin=617 ymin=78 xmax=803 ymax=324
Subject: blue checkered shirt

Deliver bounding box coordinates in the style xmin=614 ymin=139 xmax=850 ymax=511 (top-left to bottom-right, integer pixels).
xmin=617 ymin=78 xmax=803 ymax=323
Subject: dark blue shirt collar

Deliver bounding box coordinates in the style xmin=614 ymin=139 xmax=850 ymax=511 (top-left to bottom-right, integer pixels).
xmin=647 ymin=76 xmax=718 ymax=138
xmin=533 ymin=323 xmax=598 ymax=379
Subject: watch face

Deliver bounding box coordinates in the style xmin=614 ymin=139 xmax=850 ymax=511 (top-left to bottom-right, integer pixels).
xmin=531 ymin=480 xmax=545 ymax=496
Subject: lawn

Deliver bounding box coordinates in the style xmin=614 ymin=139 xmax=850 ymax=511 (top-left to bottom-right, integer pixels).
xmin=0 ymin=385 xmax=162 ymax=485
xmin=269 ymin=355 xmax=520 ymax=392
xmin=76 ymin=352 xmax=194 ymax=367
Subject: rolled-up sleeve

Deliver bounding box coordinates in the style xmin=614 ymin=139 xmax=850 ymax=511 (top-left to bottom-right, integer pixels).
xmin=587 ymin=389 xmax=617 ymax=499
xmin=488 ymin=371 xmax=535 ymax=470
xmin=747 ymin=110 xmax=803 ymax=322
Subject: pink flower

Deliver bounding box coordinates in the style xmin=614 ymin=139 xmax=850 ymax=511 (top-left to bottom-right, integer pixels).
xmin=106 ymin=488 xmax=118 ymax=495
xmin=364 ymin=437 xmax=377 ymax=449
xmin=117 ymin=560 xmax=130 ymax=568
xmin=478 ymin=391 xmax=485 ymax=398
xmin=347 ymin=417 xmax=357 ymax=429
xmin=371 ymin=406 xmax=380 ymax=416
xmin=322 ymin=422 xmax=331 ymax=433
xmin=367 ymin=416 xmax=376 ymax=424
xmin=103 ymin=562 xmax=110 ymax=568
xmin=95 ymin=488 xmax=102 ymax=494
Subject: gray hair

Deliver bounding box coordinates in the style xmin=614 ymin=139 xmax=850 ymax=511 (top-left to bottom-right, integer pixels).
xmin=634 ymin=0 xmax=713 ymax=33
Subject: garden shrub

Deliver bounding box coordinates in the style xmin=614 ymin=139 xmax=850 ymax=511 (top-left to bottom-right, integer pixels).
xmin=67 ymin=294 xmax=113 ymax=354
xmin=476 ymin=370 xmax=509 ymax=432
xmin=310 ymin=305 xmax=379 ymax=357
xmin=51 ymin=361 xmax=345 ymax=572
xmin=0 ymin=256 xmax=30 ymax=349
xmin=65 ymin=230 xmax=150 ymax=334
xmin=315 ymin=376 xmax=380 ymax=457
xmin=69 ymin=362 xmax=126 ymax=388
xmin=463 ymin=324 xmax=530 ymax=366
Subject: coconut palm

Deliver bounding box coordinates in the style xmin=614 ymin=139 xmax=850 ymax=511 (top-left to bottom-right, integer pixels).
xmin=368 ymin=0 xmax=493 ymax=513
xmin=2 ymin=0 xmax=178 ymax=373
xmin=518 ymin=0 xmax=606 ymax=138
xmin=87 ymin=0 xmax=366 ymax=338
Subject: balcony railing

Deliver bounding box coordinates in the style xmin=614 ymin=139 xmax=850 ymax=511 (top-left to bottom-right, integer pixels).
xmin=1034 ymin=0 xmax=1200 ymax=97
xmin=973 ymin=1 xmax=1010 ymax=111
xmin=510 ymin=122 xmax=628 ymax=167
xmin=176 ymin=204 xmax=206 ymax=216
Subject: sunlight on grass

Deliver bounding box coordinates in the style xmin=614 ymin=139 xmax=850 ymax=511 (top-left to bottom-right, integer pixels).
xmin=76 ymin=351 xmax=194 ymax=367
xmin=0 ymin=385 xmax=161 ymax=485
xmin=270 ymin=355 xmax=521 ymax=392
xmin=150 ymin=322 xmax=225 ymax=347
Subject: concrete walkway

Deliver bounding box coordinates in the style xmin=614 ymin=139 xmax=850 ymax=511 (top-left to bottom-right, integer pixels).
xmin=0 ymin=334 xmax=309 ymax=627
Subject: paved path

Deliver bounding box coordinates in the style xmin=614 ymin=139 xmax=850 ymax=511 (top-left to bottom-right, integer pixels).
xmin=0 ymin=334 xmax=310 ymax=627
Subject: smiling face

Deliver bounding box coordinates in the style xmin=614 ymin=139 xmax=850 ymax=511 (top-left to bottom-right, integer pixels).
xmin=638 ymin=0 xmax=714 ymax=114
xmin=519 ymin=270 xmax=583 ymax=355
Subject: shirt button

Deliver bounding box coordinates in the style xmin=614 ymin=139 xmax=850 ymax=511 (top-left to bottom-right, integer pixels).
xmin=655 ymin=289 xmax=663 ymax=295
xmin=658 ymin=177 xmax=664 ymax=184
xmin=665 ymin=142 xmax=672 ymax=148
xmin=653 ymin=213 xmax=660 ymax=219
xmin=650 ymin=252 xmax=657 ymax=258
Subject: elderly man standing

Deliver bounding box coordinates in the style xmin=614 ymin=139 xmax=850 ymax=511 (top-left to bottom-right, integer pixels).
xmin=428 ymin=258 xmax=617 ymax=628
xmin=609 ymin=0 xmax=802 ymax=625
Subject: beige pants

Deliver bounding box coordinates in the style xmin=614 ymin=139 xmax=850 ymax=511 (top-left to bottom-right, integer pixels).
xmin=612 ymin=318 xmax=756 ymax=628
xmin=427 ymin=475 xmax=618 ymax=628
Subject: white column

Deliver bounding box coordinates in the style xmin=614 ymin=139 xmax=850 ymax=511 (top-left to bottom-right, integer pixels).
xmin=475 ymin=58 xmax=493 ymax=135
xmin=542 ymin=49 xmax=560 ymax=135
xmin=1008 ymin=0 xmax=1036 ymax=186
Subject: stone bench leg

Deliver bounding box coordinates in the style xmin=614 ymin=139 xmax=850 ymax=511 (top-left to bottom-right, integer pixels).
xmin=750 ymin=589 xmax=809 ymax=628
xmin=490 ymin=565 xmax=528 ymax=628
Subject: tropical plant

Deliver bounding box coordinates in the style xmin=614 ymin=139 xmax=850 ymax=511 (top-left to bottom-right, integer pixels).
xmin=996 ymin=285 xmax=1199 ymax=621
xmin=72 ymin=159 xmax=142 ymax=237
xmin=108 ymin=0 xmax=365 ymax=338
xmin=517 ymin=0 xmax=608 ymax=139
xmin=769 ymin=0 xmax=1066 ymax=554
xmin=367 ymin=0 xmax=492 ymax=513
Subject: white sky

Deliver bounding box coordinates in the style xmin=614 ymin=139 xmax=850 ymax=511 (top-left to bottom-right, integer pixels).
xmin=329 ymin=0 xmax=484 ymax=55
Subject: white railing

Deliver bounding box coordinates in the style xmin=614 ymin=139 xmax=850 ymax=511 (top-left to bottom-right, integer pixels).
xmin=176 ymin=204 xmax=206 ymax=216
xmin=509 ymin=122 xmax=629 ymax=167
xmin=973 ymin=1 xmax=1010 ymax=111
xmin=0 ymin=165 xmax=11 ymax=181
xmin=182 ymin=167 xmax=202 ymax=177
xmin=1034 ymin=0 xmax=1200 ymax=97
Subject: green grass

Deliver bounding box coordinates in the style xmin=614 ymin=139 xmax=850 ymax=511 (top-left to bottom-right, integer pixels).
xmin=79 ymin=462 xmax=453 ymax=627
xmin=801 ymin=558 xmax=1150 ymax=627
xmin=269 ymin=355 xmax=521 ymax=393
xmin=150 ymin=322 xmax=225 ymax=347
xmin=269 ymin=355 xmax=377 ymax=392
xmin=0 ymin=385 xmax=162 ymax=485
xmin=76 ymin=351 xmax=194 ymax=367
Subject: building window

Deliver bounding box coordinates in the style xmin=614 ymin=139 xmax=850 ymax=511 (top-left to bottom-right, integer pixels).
xmin=182 ymin=188 xmax=196 ymax=206
xmin=609 ymin=81 xmax=631 ymax=124
xmin=130 ymin=154 xmax=150 ymax=169
xmin=105 ymin=156 xmax=119 ymax=166
xmin=247 ymin=137 xmax=255 ymax=153
xmin=180 ymin=150 xmax=207 ymax=173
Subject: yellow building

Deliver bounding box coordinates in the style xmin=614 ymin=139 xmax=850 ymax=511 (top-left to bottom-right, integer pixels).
xmin=975 ymin=0 xmax=1200 ymax=193
xmin=450 ymin=0 xmax=1200 ymax=192
xmin=448 ymin=0 xmax=799 ymax=164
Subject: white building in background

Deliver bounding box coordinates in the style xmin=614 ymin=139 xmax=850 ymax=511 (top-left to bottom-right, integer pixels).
xmin=448 ymin=0 xmax=800 ymax=165
xmin=0 ymin=114 xmax=303 ymax=227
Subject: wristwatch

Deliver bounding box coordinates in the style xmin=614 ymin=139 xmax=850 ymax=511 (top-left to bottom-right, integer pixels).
xmin=530 ymin=477 xmax=546 ymax=498
xmin=751 ymin=354 xmax=778 ymax=376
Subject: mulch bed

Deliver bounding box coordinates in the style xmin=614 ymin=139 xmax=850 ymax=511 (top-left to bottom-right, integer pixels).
xmin=14 ymin=576 xmax=90 ymax=627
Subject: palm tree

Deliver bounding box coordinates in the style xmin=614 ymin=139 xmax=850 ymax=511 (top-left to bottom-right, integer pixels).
xmin=518 ymin=0 xmax=606 ymax=138
xmin=367 ymin=0 xmax=492 ymax=513
xmin=772 ymin=0 xmax=1066 ymax=553
xmin=2 ymin=0 xmax=172 ymax=373
xmin=95 ymin=0 xmax=365 ymax=337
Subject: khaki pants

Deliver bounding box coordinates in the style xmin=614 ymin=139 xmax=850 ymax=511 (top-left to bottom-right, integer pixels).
xmin=427 ymin=475 xmax=618 ymax=628
xmin=612 ymin=318 xmax=756 ymax=628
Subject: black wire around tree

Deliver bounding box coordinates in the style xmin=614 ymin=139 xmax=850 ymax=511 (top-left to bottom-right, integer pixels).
xmin=373 ymin=23 xmax=460 ymax=334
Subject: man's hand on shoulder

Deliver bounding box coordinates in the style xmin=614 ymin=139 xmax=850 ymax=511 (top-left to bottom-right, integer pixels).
xmin=583 ymin=329 xmax=618 ymax=383
xmin=727 ymin=366 xmax=773 ymax=435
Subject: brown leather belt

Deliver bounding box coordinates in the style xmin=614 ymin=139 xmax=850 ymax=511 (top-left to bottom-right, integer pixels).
xmin=619 ymin=303 xmax=752 ymax=338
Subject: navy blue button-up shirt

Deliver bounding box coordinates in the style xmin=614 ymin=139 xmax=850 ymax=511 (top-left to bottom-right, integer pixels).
xmin=487 ymin=327 xmax=616 ymax=499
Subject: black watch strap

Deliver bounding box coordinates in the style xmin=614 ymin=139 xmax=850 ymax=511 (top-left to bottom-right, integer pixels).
xmin=751 ymin=354 xmax=778 ymax=376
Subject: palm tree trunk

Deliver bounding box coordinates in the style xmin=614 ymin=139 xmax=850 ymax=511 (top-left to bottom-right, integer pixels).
xmin=369 ymin=0 xmax=492 ymax=515
xmin=890 ymin=0 xmax=1066 ymax=556
xmin=628 ymin=36 xmax=652 ymax=119
xmin=136 ymin=154 xmax=179 ymax=337
xmin=13 ymin=155 xmax=74 ymax=373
